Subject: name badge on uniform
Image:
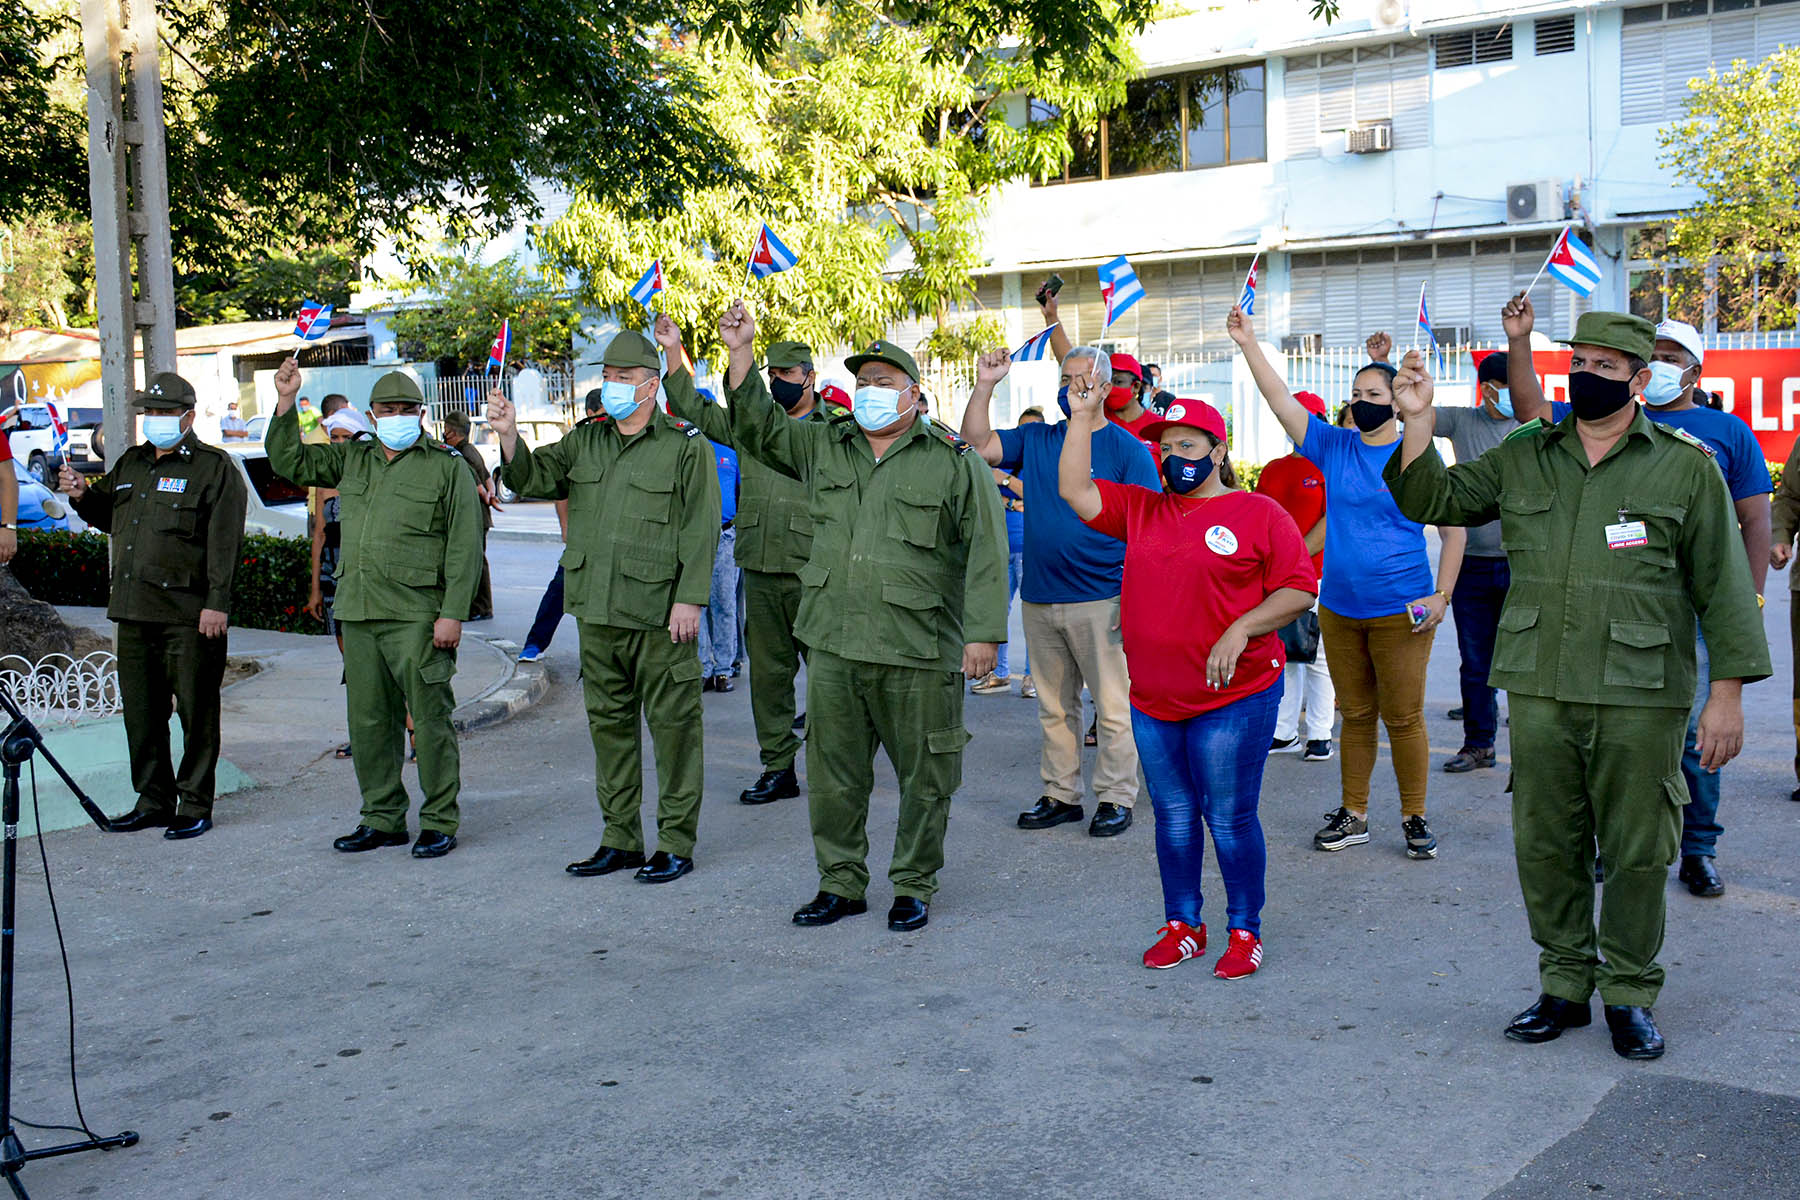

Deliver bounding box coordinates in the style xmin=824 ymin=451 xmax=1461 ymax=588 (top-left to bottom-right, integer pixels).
xmin=1605 ymin=520 xmax=1647 ymax=549
xmin=155 ymin=477 xmax=188 ymax=494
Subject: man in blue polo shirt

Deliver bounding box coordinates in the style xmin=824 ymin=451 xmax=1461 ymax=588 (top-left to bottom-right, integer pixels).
xmin=961 ymin=345 xmax=1161 ymax=838
xmin=1509 ymin=303 xmax=1772 ymax=898
xmin=697 ymin=437 xmax=742 ymax=694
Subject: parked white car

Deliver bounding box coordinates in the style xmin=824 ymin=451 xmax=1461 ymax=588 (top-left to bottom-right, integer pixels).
xmin=2 ymin=401 xmax=106 ymax=483
xmin=224 ymin=444 xmax=309 ymax=538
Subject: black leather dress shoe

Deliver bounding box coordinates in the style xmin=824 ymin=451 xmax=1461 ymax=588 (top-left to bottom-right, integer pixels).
xmin=634 ymin=851 xmax=693 ymax=883
xmin=887 ymin=896 xmax=929 ymax=931
xmin=107 ymin=809 xmax=173 ymax=833
xmin=1504 ymin=993 xmax=1593 ymax=1043
xmin=333 ymin=825 xmax=409 ymax=853
xmin=740 ymin=767 xmax=800 ymax=805
xmin=793 ymin=712 xmax=806 ymax=732
xmin=1018 ymin=797 xmax=1084 ymax=830
xmin=792 ymin=891 xmax=867 ymax=926
xmin=1605 ymin=1005 xmax=1665 ymax=1059
xmin=565 ymin=847 xmax=646 ymax=876
xmin=1089 ymin=802 xmax=1132 ymax=838
xmin=412 ymin=830 xmax=456 ymax=858
xmin=1678 ymin=854 xmax=1724 ymax=897
xmin=163 ymin=816 xmax=213 ymax=840
xmin=712 ymin=675 xmax=734 ymax=693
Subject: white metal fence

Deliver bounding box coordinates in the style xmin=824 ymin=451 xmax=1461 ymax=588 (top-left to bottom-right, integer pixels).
xmin=430 ymin=369 xmax=578 ymax=424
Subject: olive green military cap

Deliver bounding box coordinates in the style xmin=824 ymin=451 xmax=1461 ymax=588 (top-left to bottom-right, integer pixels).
xmin=602 ymin=330 xmax=662 ymax=372
xmin=844 ymin=339 xmax=920 ymax=383
xmin=1561 ymin=312 xmax=1656 ymax=363
xmin=767 ymin=340 xmax=814 ymax=370
xmin=134 ymin=372 xmax=197 ymax=411
xmin=369 ymin=371 xmax=426 ymax=406
xmin=442 ymin=408 xmax=471 ymax=432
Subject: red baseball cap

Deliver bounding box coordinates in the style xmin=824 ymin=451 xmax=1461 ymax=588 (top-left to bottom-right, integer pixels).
xmin=1141 ymin=398 xmax=1227 ymax=446
xmin=1292 ymin=390 xmax=1328 ymax=418
xmin=819 ymin=384 xmax=852 ymax=410
xmin=1108 ymin=352 xmax=1143 ymax=380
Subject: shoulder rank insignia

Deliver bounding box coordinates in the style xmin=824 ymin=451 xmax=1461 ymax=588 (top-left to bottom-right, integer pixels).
xmin=1664 ymin=425 xmax=1715 ymax=457
xmin=928 ymin=418 xmax=974 ymax=454
xmin=673 ymin=418 xmax=701 ymax=438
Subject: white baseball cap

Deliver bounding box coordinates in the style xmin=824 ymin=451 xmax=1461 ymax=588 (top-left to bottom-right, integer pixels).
xmin=1654 ymin=319 xmax=1704 ymax=366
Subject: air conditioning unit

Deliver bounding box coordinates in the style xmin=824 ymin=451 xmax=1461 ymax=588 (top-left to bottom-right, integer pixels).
xmin=1281 ymin=333 xmax=1324 ymax=353
xmin=1505 ymin=180 xmax=1563 ymax=224
xmin=1433 ymin=324 xmax=1474 ymax=346
xmin=1345 ymin=121 xmax=1393 ymax=154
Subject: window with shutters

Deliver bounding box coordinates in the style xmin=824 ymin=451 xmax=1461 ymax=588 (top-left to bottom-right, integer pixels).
xmin=1621 ymin=0 xmax=1800 ymax=126
xmin=1433 ymin=24 xmax=1513 ymax=69
xmin=1029 ymin=63 xmax=1266 ymax=184
xmin=1535 ymin=15 xmax=1576 ymax=54
xmin=1282 ymin=41 xmax=1428 ymax=159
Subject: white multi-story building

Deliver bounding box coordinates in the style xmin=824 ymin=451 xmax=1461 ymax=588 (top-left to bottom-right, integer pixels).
xmin=896 ymin=0 xmax=1800 ymax=373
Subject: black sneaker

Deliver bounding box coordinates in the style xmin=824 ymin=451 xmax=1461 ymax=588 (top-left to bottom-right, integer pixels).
xmin=1313 ymin=807 xmax=1368 ymax=851
xmin=1269 ymin=736 xmax=1301 ymax=755
xmin=1447 ymin=706 xmax=1465 ymax=721
xmin=1403 ymin=815 xmax=1438 ymax=859
xmin=1303 ymin=739 xmax=1333 ymax=761
xmin=1443 ymin=746 xmax=1496 ymax=773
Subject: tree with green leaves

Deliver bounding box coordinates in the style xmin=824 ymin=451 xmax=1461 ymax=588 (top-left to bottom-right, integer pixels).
xmin=383 ymin=255 xmax=583 ymax=368
xmin=0 ymin=213 xmax=93 ymax=332
xmin=177 ymin=244 xmax=360 ymax=326
xmin=1658 ymin=44 xmax=1800 ymax=332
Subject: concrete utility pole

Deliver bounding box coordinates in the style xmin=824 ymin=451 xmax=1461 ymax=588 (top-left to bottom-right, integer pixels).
xmin=81 ymin=0 xmax=176 ymax=467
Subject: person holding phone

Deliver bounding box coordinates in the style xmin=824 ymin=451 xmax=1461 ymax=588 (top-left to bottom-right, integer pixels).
xmin=1228 ymin=307 xmax=1465 ymax=861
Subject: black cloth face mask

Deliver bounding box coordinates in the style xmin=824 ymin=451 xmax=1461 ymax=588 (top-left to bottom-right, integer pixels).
xmin=770 ymin=376 xmax=808 ymax=410
xmin=1161 ymin=452 xmax=1215 ymax=495
xmin=1567 ymin=370 xmax=1634 ymax=421
xmin=1349 ymin=400 xmax=1393 ymax=432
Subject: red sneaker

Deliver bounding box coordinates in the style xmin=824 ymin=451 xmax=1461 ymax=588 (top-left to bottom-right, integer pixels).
xmin=1213 ymin=929 xmax=1263 ymax=980
xmin=1142 ymin=921 xmax=1206 ymax=969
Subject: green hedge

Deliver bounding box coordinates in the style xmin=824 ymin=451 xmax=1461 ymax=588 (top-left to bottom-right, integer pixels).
xmin=11 ymin=529 xmax=327 ymax=636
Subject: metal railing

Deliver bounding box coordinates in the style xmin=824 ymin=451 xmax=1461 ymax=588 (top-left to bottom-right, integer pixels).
xmin=430 ymin=369 xmax=577 ymax=425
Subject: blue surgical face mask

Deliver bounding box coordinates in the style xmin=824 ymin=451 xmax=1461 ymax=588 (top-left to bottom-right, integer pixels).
xmin=375 ymin=413 xmax=422 ymax=451
xmin=1056 ymin=385 xmax=1071 ymax=418
xmin=601 ymin=378 xmax=647 ymax=420
xmin=1642 ymin=361 xmax=1687 ymax=407
xmin=142 ymin=414 xmax=185 ymax=448
xmin=853 ymin=384 xmax=910 ymax=431
xmin=1490 ymin=386 xmax=1513 ymax=419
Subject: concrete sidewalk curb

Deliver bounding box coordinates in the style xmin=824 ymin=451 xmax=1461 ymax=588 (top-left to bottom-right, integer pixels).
xmin=453 ymin=634 xmax=552 ymax=731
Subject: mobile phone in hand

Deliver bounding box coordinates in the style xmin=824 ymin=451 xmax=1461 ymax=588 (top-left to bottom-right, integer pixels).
xmin=1035 ymin=274 xmax=1065 ymax=306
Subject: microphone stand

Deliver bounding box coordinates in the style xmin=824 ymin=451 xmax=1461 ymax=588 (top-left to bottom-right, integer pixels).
xmin=0 ymin=687 xmax=137 ymax=1198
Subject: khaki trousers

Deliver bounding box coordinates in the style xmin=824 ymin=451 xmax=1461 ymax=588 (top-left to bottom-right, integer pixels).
xmin=1020 ymin=596 xmax=1140 ymax=808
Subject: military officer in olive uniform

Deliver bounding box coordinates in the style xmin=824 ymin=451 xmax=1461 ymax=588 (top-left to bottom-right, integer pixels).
xmin=1382 ymin=312 xmax=1770 ymax=1060
xmin=655 ymin=316 xmax=828 ymax=805
xmin=63 ymin=373 xmax=246 ymax=840
xmin=718 ymin=299 xmax=1009 ymax=932
xmin=268 ymin=362 xmax=483 ymax=859
xmin=491 ymin=330 xmax=721 ymax=885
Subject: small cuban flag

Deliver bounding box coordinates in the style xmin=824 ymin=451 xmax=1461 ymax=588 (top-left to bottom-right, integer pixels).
xmin=1011 ymin=323 xmax=1060 ymax=363
xmin=1238 ymin=254 xmax=1260 ymax=315
xmin=48 ymin=404 xmax=69 ymax=457
xmin=294 ymin=300 xmax=333 ymax=341
xmin=487 ymin=318 xmax=511 ymax=373
xmin=1416 ymin=283 xmax=1446 ymax=374
xmin=1097 ymin=256 xmax=1144 ymax=326
xmin=1542 ymin=227 xmax=1603 ymax=297
xmin=628 ymin=260 xmax=665 ymax=313
xmin=747 ymin=223 xmax=799 ymax=281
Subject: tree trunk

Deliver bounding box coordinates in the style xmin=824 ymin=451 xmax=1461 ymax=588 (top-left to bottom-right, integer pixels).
xmin=0 ymin=567 xmax=76 ymax=663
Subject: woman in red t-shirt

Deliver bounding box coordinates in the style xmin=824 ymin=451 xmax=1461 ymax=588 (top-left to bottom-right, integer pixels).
xmin=1059 ymin=383 xmax=1317 ymax=979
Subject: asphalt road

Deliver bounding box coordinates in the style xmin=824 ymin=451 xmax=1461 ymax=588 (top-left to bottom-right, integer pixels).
xmin=9 ymin=523 xmax=1800 ymax=1199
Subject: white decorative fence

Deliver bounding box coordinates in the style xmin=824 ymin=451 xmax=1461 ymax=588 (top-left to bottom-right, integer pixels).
xmin=0 ymin=653 xmax=123 ymax=724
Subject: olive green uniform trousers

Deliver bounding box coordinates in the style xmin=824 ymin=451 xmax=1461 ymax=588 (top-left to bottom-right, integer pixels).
xmin=1511 ymin=693 xmax=1688 ymax=1007
xmin=117 ymin=619 xmax=228 ymax=820
xmin=342 ymin=618 xmax=461 ymax=836
xmin=743 ymin=569 xmax=805 ymax=770
xmin=579 ymin=622 xmax=705 ymax=858
xmin=806 ymin=648 xmax=970 ymax=902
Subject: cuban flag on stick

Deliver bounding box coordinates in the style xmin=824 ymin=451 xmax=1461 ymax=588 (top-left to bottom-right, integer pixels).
xmin=1415 ymin=283 xmax=1446 ymax=374
xmin=1098 ymin=256 xmax=1144 ymax=327
xmin=294 ymin=300 xmax=333 ymax=341
xmin=48 ymin=404 xmax=69 ymax=458
xmin=1011 ymin=323 xmax=1060 ymax=362
xmin=746 ymin=223 xmax=799 ymax=284
xmin=1530 ymin=227 xmax=1603 ymax=298
xmin=1238 ymin=254 xmax=1260 ymax=315
xmin=487 ymin=318 xmax=511 ymax=374
xmin=628 ymin=260 xmax=665 ymax=313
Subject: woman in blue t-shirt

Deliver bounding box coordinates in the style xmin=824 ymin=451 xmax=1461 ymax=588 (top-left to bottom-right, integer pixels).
xmin=1228 ymin=307 xmax=1465 ymax=861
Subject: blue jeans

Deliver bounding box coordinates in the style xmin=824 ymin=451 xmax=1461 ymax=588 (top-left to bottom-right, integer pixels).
xmin=1681 ymin=632 xmax=1722 ymax=857
xmin=697 ymin=527 xmax=741 ymax=676
xmin=1451 ymin=555 xmax=1510 ymax=750
xmin=1130 ymin=681 xmax=1282 ymax=936
xmin=523 ymin=565 xmax=566 ymax=651
xmin=995 ymin=551 xmax=1027 ymax=679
